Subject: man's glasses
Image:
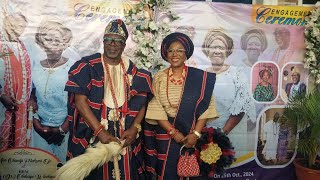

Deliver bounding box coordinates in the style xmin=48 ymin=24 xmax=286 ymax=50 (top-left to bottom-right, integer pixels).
xmin=167 ymin=48 xmax=186 ymax=54
xmin=103 ymin=37 xmax=125 ymax=46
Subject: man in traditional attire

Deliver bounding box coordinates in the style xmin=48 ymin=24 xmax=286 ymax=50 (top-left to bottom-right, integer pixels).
xmin=269 ymin=27 xmax=303 ymax=67
xmin=0 ymin=14 xmax=32 ymax=150
xmin=262 ymin=112 xmax=281 ymax=163
xmin=285 ymin=66 xmax=306 ymax=99
xmin=64 ymin=19 xmax=152 ymax=179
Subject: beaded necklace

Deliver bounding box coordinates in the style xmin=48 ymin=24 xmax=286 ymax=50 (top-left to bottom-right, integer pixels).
xmin=168 ymin=66 xmax=186 ymax=85
xmin=102 ymin=55 xmax=130 ymax=136
xmin=166 ymin=65 xmax=187 ymax=109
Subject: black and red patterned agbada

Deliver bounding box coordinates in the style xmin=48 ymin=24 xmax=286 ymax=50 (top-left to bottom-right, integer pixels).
xmin=64 ymin=53 xmax=153 ymax=180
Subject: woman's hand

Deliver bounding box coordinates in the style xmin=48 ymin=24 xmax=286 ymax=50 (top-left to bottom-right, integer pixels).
xmin=27 ymin=98 xmax=38 ymax=112
xmin=173 ymin=132 xmax=185 ymax=144
xmin=182 ymin=133 xmax=198 ymax=148
xmin=120 ymin=126 xmax=138 ymax=147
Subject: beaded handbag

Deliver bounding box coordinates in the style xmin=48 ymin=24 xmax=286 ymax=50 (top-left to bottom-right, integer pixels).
xmin=177 ymin=146 xmax=200 ymax=177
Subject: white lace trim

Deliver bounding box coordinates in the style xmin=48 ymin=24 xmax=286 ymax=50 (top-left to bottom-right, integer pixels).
xmin=228 ymin=66 xmax=256 ymax=121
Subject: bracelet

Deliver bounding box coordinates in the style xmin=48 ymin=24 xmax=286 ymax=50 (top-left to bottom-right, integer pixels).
xmin=171 ymin=129 xmax=179 ymax=138
xmin=59 ymin=126 xmax=66 ymax=136
xmin=93 ymin=124 xmax=104 ymax=136
xmin=168 ymin=128 xmax=179 ymax=138
xmin=167 ymin=126 xmax=175 ymax=134
xmin=133 ymin=122 xmax=142 ymax=133
xmin=193 ymin=130 xmax=201 ymax=139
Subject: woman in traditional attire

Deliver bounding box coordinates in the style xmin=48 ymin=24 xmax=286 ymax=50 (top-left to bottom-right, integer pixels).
xmin=144 ymin=32 xmax=218 ymax=179
xmin=276 ymin=122 xmax=289 ymax=163
xmin=239 ymin=28 xmax=268 ymax=78
xmin=202 ymin=29 xmax=255 ymax=158
xmin=29 ymin=20 xmax=74 ymax=162
xmin=238 ymin=28 xmax=267 ymax=150
xmin=0 ymin=14 xmax=31 ymax=149
xmin=253 ymin=69 xmax=275 ymax=102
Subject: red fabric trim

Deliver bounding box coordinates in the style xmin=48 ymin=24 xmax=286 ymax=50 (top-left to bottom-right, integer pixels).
xmin=86 ymin=99 xmax=101 ymax=109
xmin=133 ymin=142 xmax=141 ymax=155
xmin=66 ymin=80 xmax=79 ymax=87
xmin=135 ymin=92 xmax=147 ymax=97
xmin=144 ymin=130 xmax=155 ymax=136
xmin=124 ymin=149 xmax=130 ymax=180
xmin=79 ymin=117 xmax=85 ymax=123
xmin=155 ymin=134 xmax=170 ymax=140
xmin=136 ymin=72 xmax=153 ymax=93
xmin=101 ymin=101 xmax=107 ymax=119
xmin=160 ymin=137 xmax=172 ymax=178
xmin=71 ymin=136 xmax=88 ymax=148
xmin=131 ymin=64 xmax=137 ymax=76
xmin=157 ymin=153 xmax=167 ymax=161
xmin=89 ymin=58 xmax=101 ymax=66
xmin=192 ymin=71 xmax=207 ymax=130
xmin=87 ymin=82 xmax=92 ymax=90
xmin=146 ymin=166 xmax=156 ymax=174
xmin=130 ymin=89 xmax=138 ymax=96
xmin=70 ymin=63 xmax=86 ymax=75
xmin=67 ymin=115 xmax=73 ymax=121
xmin=145 ymin=149 xmax=157 ymax=156
xmin=91 ymin=79 xmax=104 ymax=87
xmin=103 ymin=163 xmax=108 ymax=180
xmin=67 ymin=151 xmax=73 ymax=159
xmin=127 ymin=110 xmax=138 ymax=117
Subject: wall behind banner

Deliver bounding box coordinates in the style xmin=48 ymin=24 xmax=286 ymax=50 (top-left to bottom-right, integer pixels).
xmin=0 ymin=0 xmax=313 ymax=179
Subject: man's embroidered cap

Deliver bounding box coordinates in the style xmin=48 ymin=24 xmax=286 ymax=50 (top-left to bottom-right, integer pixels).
xmin=104 ymin=19 xmax=128 ymax=40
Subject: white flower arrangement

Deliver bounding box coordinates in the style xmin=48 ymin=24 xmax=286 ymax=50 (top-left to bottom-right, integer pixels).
xmin=304 ymin=3 xmax=320 ymax=84
xmin=125 ymin=0 xmax=179 ymax=72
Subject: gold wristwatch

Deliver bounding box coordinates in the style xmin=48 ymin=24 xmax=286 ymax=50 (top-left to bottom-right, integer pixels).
xmin=193 ymin=130 xmax=201 ymax=139
xmin=133 ymin=122 xmax=142 ymax=133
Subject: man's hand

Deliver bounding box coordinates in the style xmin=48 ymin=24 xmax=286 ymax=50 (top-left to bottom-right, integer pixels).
xmin=97 ymin=129 xmax=120 ymax=144
xmin=47 ymin=127 xmax=65 ymax=145
xmin=120 ymin=126 xmax=138 ymax=147
xmin=0 ymin=95 xmax=18 ymax=111
xmin=33 ymin=119 xmax=52 ymax=142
